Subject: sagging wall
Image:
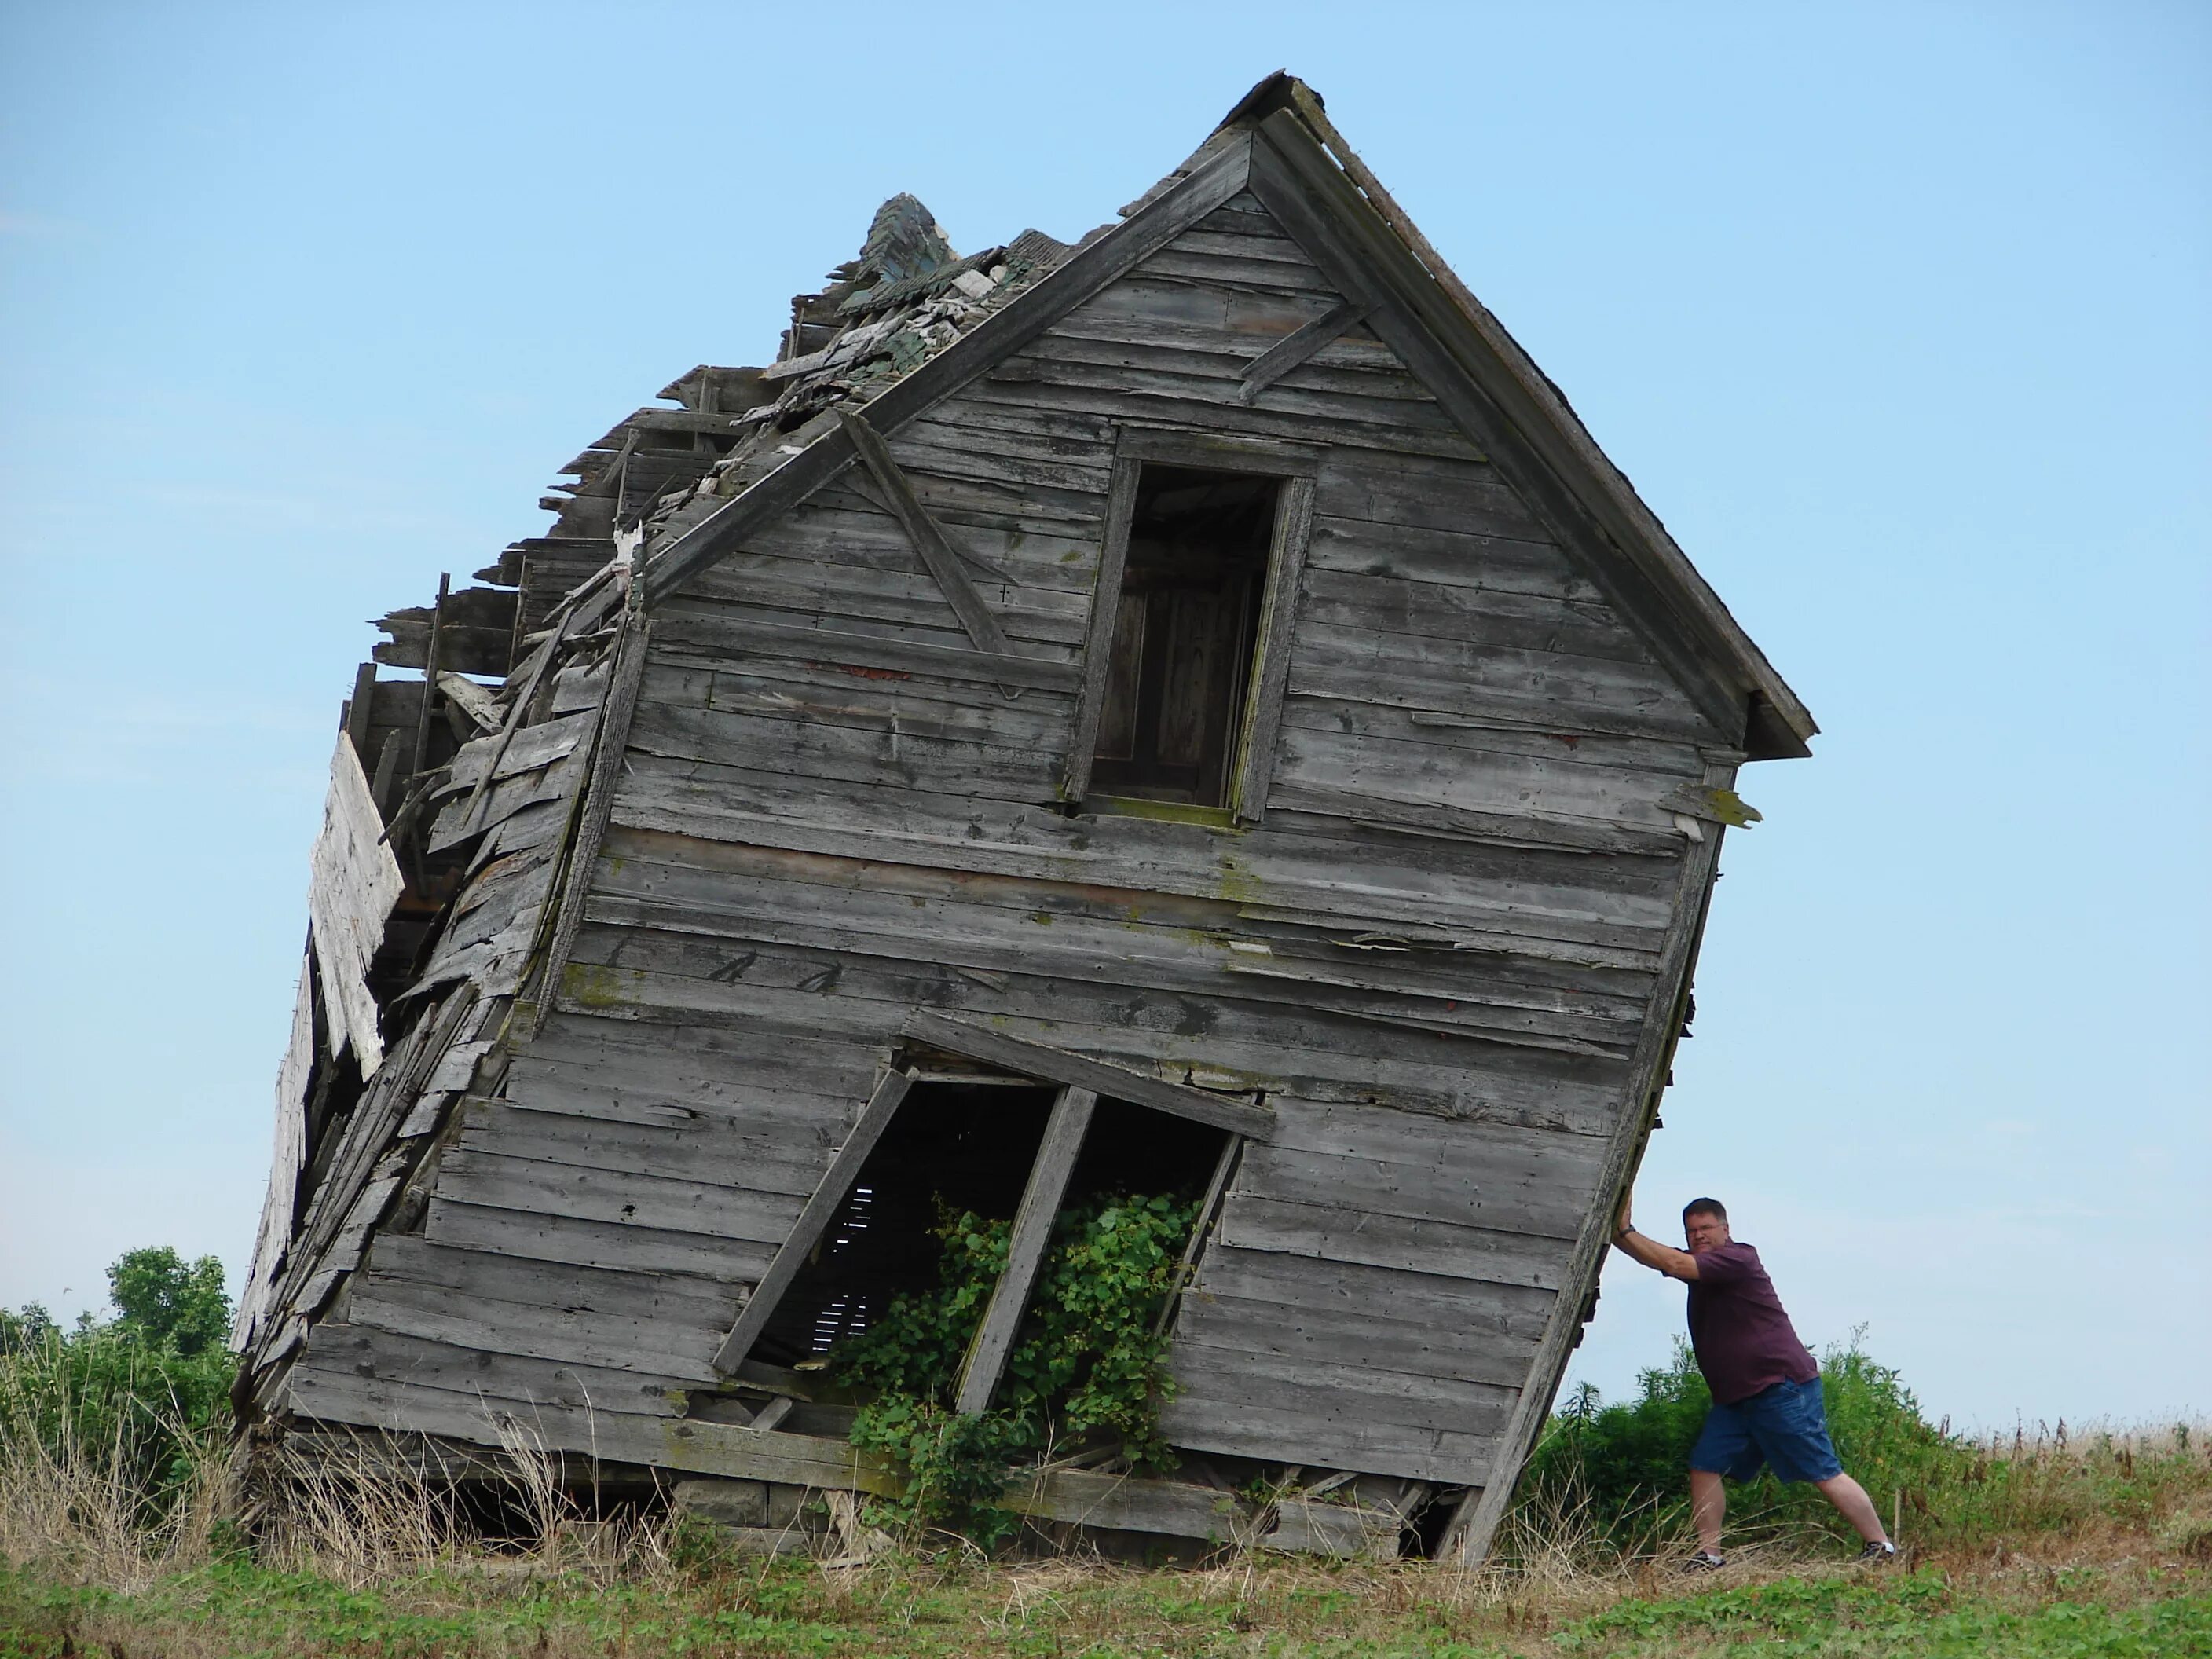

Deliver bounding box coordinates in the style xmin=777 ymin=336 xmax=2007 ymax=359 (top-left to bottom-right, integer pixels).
xmin=278 ymin=189 xmax=1734 ymax=1509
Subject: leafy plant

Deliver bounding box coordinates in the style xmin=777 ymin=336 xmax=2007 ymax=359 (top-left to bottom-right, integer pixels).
xmin=104 ymin=1248 xmax=232 ymax=1361
xmin=0 ymin=1248 xmax=235 ymax=1532
xmin=832 ymin=1192 xmax=1197 ymax=1543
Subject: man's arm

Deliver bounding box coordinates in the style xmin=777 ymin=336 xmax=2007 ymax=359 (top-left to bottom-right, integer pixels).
xmin=1612 ymin=1192 xmax=1699 ymax=1280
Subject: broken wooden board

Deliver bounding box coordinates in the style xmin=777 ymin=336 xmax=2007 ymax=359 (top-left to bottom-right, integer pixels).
xmin=306 ymin=734 xmax=404 ymax=1075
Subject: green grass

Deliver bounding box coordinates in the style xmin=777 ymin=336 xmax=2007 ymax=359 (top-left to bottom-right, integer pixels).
xmin=3 ymin=1552 xmax=2209 ymax=1657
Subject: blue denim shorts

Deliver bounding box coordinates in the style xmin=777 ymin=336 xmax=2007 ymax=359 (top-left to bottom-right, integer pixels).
xmin=1690 ymin=1375 xmax=1844 ymax=1485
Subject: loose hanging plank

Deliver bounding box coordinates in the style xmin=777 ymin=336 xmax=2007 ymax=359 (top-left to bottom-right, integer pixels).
xmin=306 ymin=733 xmax=405 ymax=1074
xmin=954 ymin=1084 xmax=1097 ymax=1415
xmin=899 ymin=1009 xmax=1274 ymax=1139
xmin=1237 ymin=298 xmax=1372 ymax=404
xmin=838 ymin=410 xmax=1023 ymax=698
xmin=712 ymin=1067 xmax=915 ymax=1375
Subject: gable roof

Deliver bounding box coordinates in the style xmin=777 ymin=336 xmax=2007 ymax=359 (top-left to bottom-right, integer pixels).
xmin=636 ymin=75 xmax=1816 ymax=760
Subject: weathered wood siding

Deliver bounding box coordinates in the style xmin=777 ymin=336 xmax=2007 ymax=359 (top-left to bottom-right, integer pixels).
xmin=283 ymin=192 xmax=1732 ymax=1492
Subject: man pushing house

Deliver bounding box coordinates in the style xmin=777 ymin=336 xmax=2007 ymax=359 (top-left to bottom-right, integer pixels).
xmin=1613 ymin=1194 xmax=1899 ymax=1569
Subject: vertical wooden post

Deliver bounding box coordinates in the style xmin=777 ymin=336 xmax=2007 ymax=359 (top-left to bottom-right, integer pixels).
xmin=954 ymin=1086 xmax=1097 ymax=1415
xmin=408 ymin=573 xmax=450 ymax=784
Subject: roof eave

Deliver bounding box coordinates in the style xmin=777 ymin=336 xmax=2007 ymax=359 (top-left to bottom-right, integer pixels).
xmin=1231 ymin=78 xmax=1817 ymax=760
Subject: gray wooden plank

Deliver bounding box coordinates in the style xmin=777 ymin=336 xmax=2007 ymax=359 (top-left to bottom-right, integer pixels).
xmin=555 ymin=938 xmax=1627 ymax=1138
xmin=304 ymin=1320 xmax=685 ymax=1417
xmin=958 ymin=370 xmax=1485 ymax=461
xmin=500 ymin=1060 xmax=862 ymax=1137
xmin=426 ymin=1196 xmax=778 ymax=1281
xmin=1302 ymin=515 xmax=1591 ymax=599
xmin=649 ymin=609 xmax=1081 ymax=692
xmin=1278 ymin=691 xmax=1706 ymax=781
xmin=625 ymin=694 xmax=1070 ymax=800
xmin=712 ymin=1068 xmax=914 ymax=1373
xmin=440 ymin=709 xmax=598 ymax=793
xmin=1168 ymin=1339 xmax=1517 ymax=1434
xmin=1170 ymin=1291 xmax=1534 ymax=1393
xmin=578 ymin=849 xmax=1655 ymax=1050
xmin=344 ymin=1273 xmax=723 ymax=1381
xmin=236 ymin=951 xmax=317 ymax=1346
xmin=1137 ymin=244 xmax=1338 ymax=294
xmin=998 ymin=343 xmax=1454 ymax=436
xmin=1295 ymin=566 xmax=1652 ymax=663
xmin=1060 ymin=452 xmax=1141 ymax=806
xmin=523 ymin=1011 xmax=884 ymax=1097
xmin=691 ymin=493 xmax=1103 ymax=599
xmin=450 ymin=1101 xmax=830 ymax=1197
xmin=1214 ymin=1193 xmax=1573 ymax=1291
xmin=1192 ymin=1246 xmax=1556 ymax=1339
xmin=954 ymin=1085 xmax=1097 ymax=1414
xmin=361 ymin=1232 xmax=738 ymax=1320
xmin=1232 ymin=473 xmax=1315 ymax=823
xmin=643 ymin=660 xmax=1077 ymax=751
xmin=1270 ymin=723 xmax=1695 ymax=834
xmin=603 ymin=771 xmax=1675 ymax=950
xmin=902 ymin=1010 xmax=1274 ymax=1139
xmin=434 ymin=1146 xmax=801 ymax=1240
xmin=677 ymin=550 xmax=1089 ymax=644
xmin=1159 ymin=1395 xmax=1495 ymax=1488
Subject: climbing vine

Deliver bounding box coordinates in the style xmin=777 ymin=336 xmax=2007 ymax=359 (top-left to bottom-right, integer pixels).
xmin=832 ymin=1192 xmax=1199 ymax=1543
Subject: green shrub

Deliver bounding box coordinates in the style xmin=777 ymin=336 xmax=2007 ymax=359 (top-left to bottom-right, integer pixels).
xmin=1517 ymin=1335 xmax=2212 ymax=1558
xmin=0 ymin=1250 xmax=235 ymax=1529
xmin=1518 ymin=1335 xmax=1976 ymax=1554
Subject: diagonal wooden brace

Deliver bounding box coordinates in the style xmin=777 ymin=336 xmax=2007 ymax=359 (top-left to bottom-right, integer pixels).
xmin=839 ymin=410 xmax=1024 ymax=698
xmin=1237 ymin=298 xmax=1372 ymax=404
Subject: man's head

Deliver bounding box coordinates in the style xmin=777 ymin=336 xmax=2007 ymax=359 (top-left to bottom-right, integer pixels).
xmin=1682 ymin=1198 xmax=1730 ymax=1254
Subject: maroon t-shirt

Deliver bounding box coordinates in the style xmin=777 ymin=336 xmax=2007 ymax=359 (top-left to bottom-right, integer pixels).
xmin=1685 ymin=1241 xmax=1819 ymax=1405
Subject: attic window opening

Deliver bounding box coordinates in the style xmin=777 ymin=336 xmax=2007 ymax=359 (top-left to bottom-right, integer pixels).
xmin=1090 ymin=465 xmax=1279 ymax=810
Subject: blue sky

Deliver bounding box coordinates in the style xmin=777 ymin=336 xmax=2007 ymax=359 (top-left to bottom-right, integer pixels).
xmin=1 ymin=2 xmax=2204 ymax=1433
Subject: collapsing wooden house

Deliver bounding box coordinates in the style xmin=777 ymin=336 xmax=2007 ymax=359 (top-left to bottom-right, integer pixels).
xmin=233 ymin=74 xmax=1814 ymax=1562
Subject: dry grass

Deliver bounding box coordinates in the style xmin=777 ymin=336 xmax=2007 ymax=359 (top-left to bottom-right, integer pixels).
xmin=2 ymin=1410 xmax=2209 ymax=1656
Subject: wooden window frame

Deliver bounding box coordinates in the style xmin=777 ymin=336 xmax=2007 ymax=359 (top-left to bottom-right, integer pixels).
xmin=713 ymin=1013 xmax=1267 ymax=1408
xmin=1064 ymin=428 xmax=1321 ymax=825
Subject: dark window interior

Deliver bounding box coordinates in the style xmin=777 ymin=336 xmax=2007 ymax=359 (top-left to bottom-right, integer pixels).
xmin=759 ymin=1081 xmax=1056 ymax=1365
xmin=756 ymin=1079 xmax=1231 ymax=1368
xmin=1090 ymin=465 xmax=1280 ymax=807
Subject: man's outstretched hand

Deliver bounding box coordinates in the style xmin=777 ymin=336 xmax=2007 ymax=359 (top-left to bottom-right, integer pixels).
xmin=1612 ymin=1190 xmax=1699 ymax=1280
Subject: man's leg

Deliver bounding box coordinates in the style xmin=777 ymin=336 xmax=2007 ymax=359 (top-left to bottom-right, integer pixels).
xmin=1690 ymin=1467 xmax=1727 ymax=1554
xmin=1813 ymin=1472 xmax=1889 ymax=1545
